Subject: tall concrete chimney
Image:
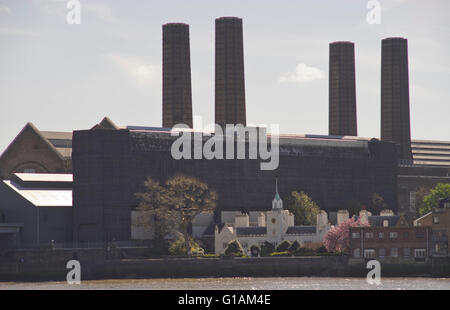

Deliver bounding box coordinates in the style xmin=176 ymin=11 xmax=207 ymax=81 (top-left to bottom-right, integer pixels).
xmin=162 ymin=23 xmax=193 ymax=128
xmin=329 ymin=41 xmax=357 ymax=136
xmin=215 ymin=17 xmax=246 ymax=127
xmin=381 ymin=37 xmax=412 ymax=161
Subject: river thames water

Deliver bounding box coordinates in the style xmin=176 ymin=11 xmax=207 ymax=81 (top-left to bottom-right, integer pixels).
xmin=1 ymin=277 xmax=450 ymax=290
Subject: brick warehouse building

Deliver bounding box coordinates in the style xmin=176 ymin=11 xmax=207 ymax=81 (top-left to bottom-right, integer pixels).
xmin=72 ymin=128 xmax=398 ymax=242
xmin=349 ymin=226 xmax=432 ymax=259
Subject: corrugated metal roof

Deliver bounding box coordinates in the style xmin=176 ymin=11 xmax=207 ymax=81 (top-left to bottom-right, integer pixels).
xmin=3 ymin=180 xmax=72 ymax=207
xmin=14 ymin=173 xmax=73 ymax=182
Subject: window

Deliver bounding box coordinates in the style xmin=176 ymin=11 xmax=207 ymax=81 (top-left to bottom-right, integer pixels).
xmin=365 ymin=232 xmax=374 ymax=239
xmin=403 ymin=232 xmax=409 ymax=239
xmin=23 ymin=168 xmax=35 ymax=173
xmin=352 ymin=232 xmax=360 ymax=239
xmin=403 ymin=248 xmax=411 ymax=257
xmin=433 ymin=217 xmax=440 ymax=224
xmin=383 ymin=220 xmax=389 ymax=227
xmin=414 ymin=249 xmax=427 ymax=258
xmin=415 ymin=231 xmax=425 ymax=239
xmin=378 ymin=248 xmax=386 ymax=258
xmin=353 ymin=248 xmax=360 ymax=258
xmin=389 ymin=232 xmax=398 ymax=239
xmin=378 ymin=232 xmax=384 ymax=239
xmin=364 ymin=249 xmax=375 ymax=258
xmin=390 ymin=248 xmax=398 ymax=257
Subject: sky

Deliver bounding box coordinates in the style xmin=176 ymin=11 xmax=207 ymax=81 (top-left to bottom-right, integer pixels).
xmin=0 ymin=0 xmax=449 ymax=154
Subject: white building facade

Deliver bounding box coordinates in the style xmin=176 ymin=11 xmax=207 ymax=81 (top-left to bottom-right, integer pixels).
xmin=214 ymin=188 xmax=331 ymax=255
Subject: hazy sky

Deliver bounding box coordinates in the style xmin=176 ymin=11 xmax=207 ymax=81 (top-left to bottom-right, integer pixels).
xmin=0 ymin=0 xmax=449 ymax=153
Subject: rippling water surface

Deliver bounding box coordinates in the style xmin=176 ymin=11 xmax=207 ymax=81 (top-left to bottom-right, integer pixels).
xmin=1 ymin=277 xmax=450 ymax=290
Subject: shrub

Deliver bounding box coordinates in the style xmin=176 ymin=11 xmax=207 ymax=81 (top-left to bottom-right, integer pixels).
xmin=288 ymin=240 xmax=301 ymax=253
xmin=202 ymin=253 xmax=219 ymax=258
xmin=301 ymin=242 xmax=323 ymax=251
xmin=260 ymin=241 xmax=275 ymax=257
xmin=224 ymin=240 xmax=245 ymax=257
xmin=250 ymin=245 xmax=260 ymax=257
xmin=269 ymin=251 xmax=291 ymax=257
xmin=276 ymin=240 xmax=291 ymax=252
xmin=316 ymin=245 xmax=328 ymax=254
xmin=294 ymin=247 xmax=315 ymax=256
xmin=168 ymin=236 xmax=205 ymax=256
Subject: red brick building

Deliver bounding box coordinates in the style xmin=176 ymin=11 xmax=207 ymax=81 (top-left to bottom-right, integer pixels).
xmin=349 ymin=226 xmax=432 ymax=259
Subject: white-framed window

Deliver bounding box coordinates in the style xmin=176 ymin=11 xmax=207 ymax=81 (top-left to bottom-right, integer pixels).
xmin=414 ymin=249 xmax=427 ymax=258
xmin=433 ymin=216 xmax=440 ymax=224
xmin=403 ymin=248 xmax=411 ymax=257
xmin=352 ymin=232 xmax=360 ymax=239
xmin=353 ymin=248 xmax=360 ymax=258
xmin=389 ymin=232 xmax=398 ymax=239
xmin=390 ymin=248 xmax=398 ymax=257
xmin=365 ymin=232 xmax=374 ymax=239
xmin=364 ymin=249 xmax=375 ymax=258
xmin=383 ymin=220 xmax=389 ymax=227
xmin=378 ymin=232 xmax=384 ymax=238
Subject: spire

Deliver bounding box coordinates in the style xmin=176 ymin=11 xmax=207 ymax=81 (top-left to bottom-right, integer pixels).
xmin=272 ymin=178 xmax=283 ymax=209
xmin=274 ymin=178 xmax=281 ymax=201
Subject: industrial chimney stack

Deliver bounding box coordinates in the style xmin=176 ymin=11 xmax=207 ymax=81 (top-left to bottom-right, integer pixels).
xmin=215 ymin=17 xmax=247 ymax=127
xmin=328 ymin=41 xmax=357 ymax=136
xmin=380 ymin=37 xmax=412 ymax=161
xmin=162 ymin=23 xmax=193 ymax=128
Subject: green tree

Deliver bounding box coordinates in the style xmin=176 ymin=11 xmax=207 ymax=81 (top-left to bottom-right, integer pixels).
xmin=414 ymin=185 xmax=432 ymax=216
xmin=260 ymin=241 xmax=275 ymax=257
xmin=285 ymin=191 xmax=320 ymax=225
xmin=276 ymin=240 xmax=291 ymax=252
xmin=135 ymin=178 xmax=174 ymax=252
xmin=168 ymin=236 xmax=205 ymax=256
xmin=419 ymin=183 xmax=450 ymax=216
xmin=224 ymin=240 xmax=245 ymax=257
xmin=135 ymin=174 xmax=217 ymax=257
xmin=288 ymin=240 xmax=301 ymax=253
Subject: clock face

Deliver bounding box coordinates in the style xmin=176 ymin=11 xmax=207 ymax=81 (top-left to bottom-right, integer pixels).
xmin=271 ymin=218 xmax=276 ymax=224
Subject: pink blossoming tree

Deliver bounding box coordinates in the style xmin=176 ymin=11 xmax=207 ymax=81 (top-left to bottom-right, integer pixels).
xmin=323 ymin=217 xmax=369 ymax=253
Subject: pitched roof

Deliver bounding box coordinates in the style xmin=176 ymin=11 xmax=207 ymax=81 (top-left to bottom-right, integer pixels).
xmin=236 ymin=226 xmax=267 ymax=236
xmin=368 ymin=215 xmax=400 ymax=227
xmin=286 ymin=226 xmax=316 ymax=235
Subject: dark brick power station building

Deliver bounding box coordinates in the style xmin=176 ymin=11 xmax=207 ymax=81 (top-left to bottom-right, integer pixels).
xmin=70 ymin=17 xmax=411 ymax=243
